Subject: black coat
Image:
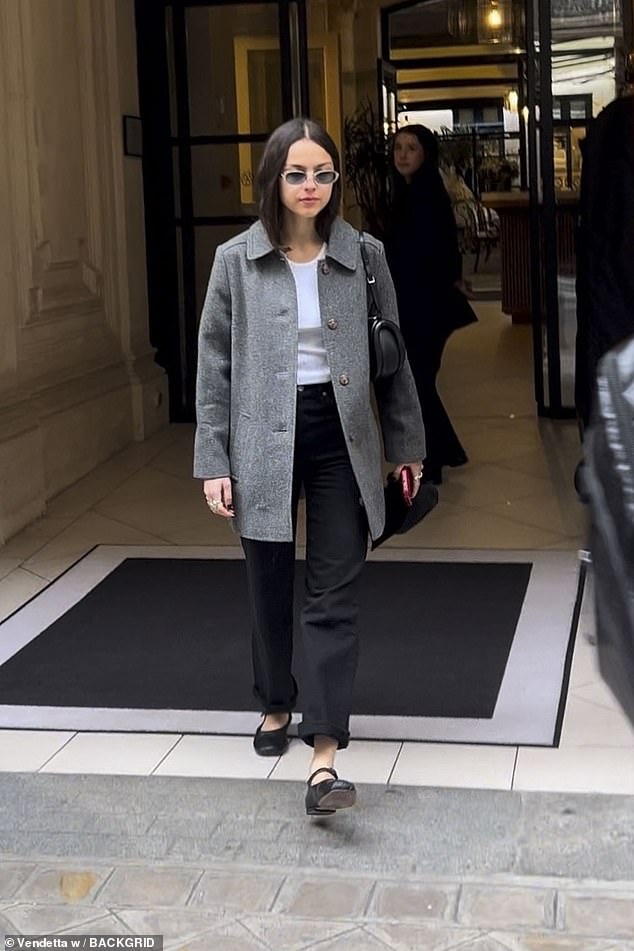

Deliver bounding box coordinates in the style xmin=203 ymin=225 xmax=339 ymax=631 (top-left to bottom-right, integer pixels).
xmin=575 ymin=95 xmax=634 ymax=427
xmin=385 ymin=167 xmax=476 ymax=346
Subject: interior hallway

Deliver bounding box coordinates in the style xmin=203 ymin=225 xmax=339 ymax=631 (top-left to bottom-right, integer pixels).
xmin=1 ymin=300 xmax=633 ymax=794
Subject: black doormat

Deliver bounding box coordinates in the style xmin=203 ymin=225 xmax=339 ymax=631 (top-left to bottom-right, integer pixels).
xmin=0 ymin=558 xmax=531 ymax=719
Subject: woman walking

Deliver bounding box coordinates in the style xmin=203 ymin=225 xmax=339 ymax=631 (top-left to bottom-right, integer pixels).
xmin=386 ymin=124 xmax=476 ymax=485
xmin=194 ymin=118 xmax=425 ymax=816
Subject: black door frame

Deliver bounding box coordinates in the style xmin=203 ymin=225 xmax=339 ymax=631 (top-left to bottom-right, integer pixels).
xmin=379 ymin=0 xmax=628 ymax=418
xmin=135 ymin=0 xmax=309 ymax=421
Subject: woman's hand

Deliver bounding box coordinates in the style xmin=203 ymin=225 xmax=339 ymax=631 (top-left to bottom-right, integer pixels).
xmin=203 ymin=477 xmax=234 ymax=518
xmin=391 ymin=463 xmax=424 ymax=498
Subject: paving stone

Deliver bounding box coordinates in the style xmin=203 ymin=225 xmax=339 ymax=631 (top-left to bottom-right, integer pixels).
xmin=489 ymin=933 xmax=616 ymax=950
xmin=367 ymin=921 xmax=483 ymax=950
xmin=115 ymin=907 xmax=227 ymax=943
xmin=2 ymin=903 xmax=112 ymax=934
xmin=560 ymin=893 xmax=634 ymax=937
xmin=448 ymin=939 xmax=522 ymax=951
xmin=167 ymin=920 xmax=269 ymax=950
xmin=239 ymin=915 xmax=357 ymax=950
xmin=458 ymin=885 xmax=556 ymax=930
xmin=298 ymin=928 xmax=392 ymax=950
xmin=187 ymin=869 xmax=284 ymax=913
xmin=0 ymin=910 xmax=16 ymax=937
xmin=57 ymin=914 xmax=134 ymax=936
xmin=98 ymin=865 xmax=202 ymax=906
xmin=273 ymin=875 xmax=374 ymax=919
xmin=0 ymin=862 xmax=36 ymax=899
xmin=369 ymin=881 xmax=458 ymax=922
xmin=15 ymin=864 xmax=112 ymax=903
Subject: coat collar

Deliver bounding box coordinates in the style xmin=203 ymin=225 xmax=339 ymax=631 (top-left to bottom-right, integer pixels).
xmin=246 ymin=217 xmax=359 ymax=270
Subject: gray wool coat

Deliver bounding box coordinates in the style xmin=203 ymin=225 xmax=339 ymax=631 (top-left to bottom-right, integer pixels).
xmin=193 ymin=216 xmax=426 ymax=543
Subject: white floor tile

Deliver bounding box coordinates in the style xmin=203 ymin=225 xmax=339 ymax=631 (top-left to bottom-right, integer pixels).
xmin=440 ymin=464 xmax=554 ymax=511
xmin=390 ymin=742 xmax=516 ymax=790
xmin=513 ymin=746 xmax=634 ymax=794
xmin=152 ymin=734 xmax=276 ymax=779
xmin=268 ymin=739 xmax=401 ymax=785
xmin=20 ymin=512 xmax=169 ymax=581
xmin=570 ymin=679 xmax=629 ymax=715
xmin=45 ymin=429 xmax=185 ymax=519
xmin=39 ymin=732 xmax=180 ymax=775
xmin=568 ymin=640 xmax=601 ymax=689
xmin=0 ymin=569 xmax=50 ymax=623
xmin=0 ymin=730 xmax=75 ymax=771
xmin=0 ymin=516 xmax=75 ymax=561
xmin=388 ymin=505 xmax=564 ymax=550
xmin=483 ymin=493 xmax=587 ymax=538
xmin=559 ymin=696 xmax=634 ymax=748
xmin=93 ymin=467 xmax=237 ymax=547
xmin=0 ymin=558 xmax=21 ymax=582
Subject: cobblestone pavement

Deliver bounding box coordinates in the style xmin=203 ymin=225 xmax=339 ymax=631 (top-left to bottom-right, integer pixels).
xmin=1 ymin=859 xmax=634 ymax=949
xmin=1 ymin=774 xmax=634 ymax=948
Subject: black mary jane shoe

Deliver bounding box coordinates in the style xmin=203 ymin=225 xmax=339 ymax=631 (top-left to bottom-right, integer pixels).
xmin=253 ymin=713 xmax=292 ymax=757
xmin=305 ymin=767 xmax=357 ymax=816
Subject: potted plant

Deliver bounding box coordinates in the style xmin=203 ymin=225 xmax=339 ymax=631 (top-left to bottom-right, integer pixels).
xmin=343 ymin=99 xmax=392 ymax=241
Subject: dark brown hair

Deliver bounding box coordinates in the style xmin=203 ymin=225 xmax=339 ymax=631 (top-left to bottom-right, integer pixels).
xmin=393 ymin=124 xmax=440 ymax=170
xmin=256 ymin=118 xmax=341 ymax=247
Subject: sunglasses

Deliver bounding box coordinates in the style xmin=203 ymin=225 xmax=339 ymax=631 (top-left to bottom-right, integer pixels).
xmin=280 ymin=169 xmax=340 ymax=186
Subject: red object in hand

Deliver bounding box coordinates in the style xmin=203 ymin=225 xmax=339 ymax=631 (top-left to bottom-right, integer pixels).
xmin=400 ymin=467 xmax=414 ymax=507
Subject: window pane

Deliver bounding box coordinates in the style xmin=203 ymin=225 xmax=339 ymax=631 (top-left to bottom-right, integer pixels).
xmin=191 ymin=142 xmax=267 ymax=217
xmin=186 ymin=5 xmax=283 ymax=136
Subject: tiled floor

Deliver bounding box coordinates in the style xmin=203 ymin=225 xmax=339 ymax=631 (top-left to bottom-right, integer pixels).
xmin=1 ymin=301 xmax=631 ymax=795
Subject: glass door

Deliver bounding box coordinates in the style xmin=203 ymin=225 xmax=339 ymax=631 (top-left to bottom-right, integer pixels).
xmin=136 ymin=0 xmax=309 ymax=421
xmin=525 ymin=0 xmax=624 ymax=416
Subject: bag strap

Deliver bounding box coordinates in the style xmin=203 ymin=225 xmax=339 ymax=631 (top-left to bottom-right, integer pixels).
xmin=359 ymin=232 xmax=381 ymax=321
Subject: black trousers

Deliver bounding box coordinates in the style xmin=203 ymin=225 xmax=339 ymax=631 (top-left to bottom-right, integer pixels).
xmin=407 ymin=331 xmax=465 ymax=471
xmin=240 ymin=382 xmax=368 ymax=749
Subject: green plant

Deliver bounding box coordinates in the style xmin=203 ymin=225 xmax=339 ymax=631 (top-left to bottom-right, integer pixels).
xmin=438 ymin=128 xmax=476 ymax=172
xmin=343 ymin=99 xmax=392 ymax=240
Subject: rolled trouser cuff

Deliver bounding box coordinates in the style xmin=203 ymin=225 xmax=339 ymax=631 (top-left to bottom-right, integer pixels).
xmin=298 ymin=720 xmax=350 ymax=750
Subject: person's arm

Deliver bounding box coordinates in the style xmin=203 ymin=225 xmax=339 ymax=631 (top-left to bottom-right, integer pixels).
xmin=193 ymin=247 xmax=232 ymax=481
xmin=367 ymin=238 xmax=426 ymax=465
xmin=435 ymin=180 xmax=463 ymax=284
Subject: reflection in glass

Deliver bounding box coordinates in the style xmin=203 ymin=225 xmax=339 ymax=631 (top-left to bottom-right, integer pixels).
xmin=191 ymin=143 xmax=266 ymax=217
xmin=186 ymin=5 xmax=282 ymax=136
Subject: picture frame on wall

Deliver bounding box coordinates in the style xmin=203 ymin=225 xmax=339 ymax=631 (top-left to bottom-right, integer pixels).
xmin=123 ymin=115 xmax=143 ymax=158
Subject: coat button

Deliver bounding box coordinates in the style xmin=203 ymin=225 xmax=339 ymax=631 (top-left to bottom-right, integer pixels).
xmin=339 ymin=373 xmax=349 ymax=386
xmin=320 ymin=261 xmax=330 ymax=275
xmin=327 ymin=318 xmax=338 ymax=330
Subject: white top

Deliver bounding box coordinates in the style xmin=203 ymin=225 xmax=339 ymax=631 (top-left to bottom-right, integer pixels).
xmin=287 ymin=246 xmax=331 ymax=385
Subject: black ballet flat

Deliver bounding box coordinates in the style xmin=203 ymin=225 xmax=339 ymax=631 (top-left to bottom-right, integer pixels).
xmin=253 ymin=713 xmax=292 ymax=757
xmin=305 ymin=767 xmax=356 ymax=816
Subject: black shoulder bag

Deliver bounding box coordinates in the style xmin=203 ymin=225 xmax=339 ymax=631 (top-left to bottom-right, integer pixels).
xmin=359 ymin=232 xmax=407 ymax=383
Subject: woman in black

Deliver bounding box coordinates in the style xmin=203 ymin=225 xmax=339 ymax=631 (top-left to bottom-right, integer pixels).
xmin=386 ymin=124 xmax=476 ymax=485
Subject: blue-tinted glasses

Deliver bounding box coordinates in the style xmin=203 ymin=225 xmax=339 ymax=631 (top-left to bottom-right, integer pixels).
xmin=280 ymin=169 xmax=340 ymax=186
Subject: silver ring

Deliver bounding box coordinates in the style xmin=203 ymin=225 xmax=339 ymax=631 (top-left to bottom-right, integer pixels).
xmin=206 ymin=497 xmax=221 ymax=513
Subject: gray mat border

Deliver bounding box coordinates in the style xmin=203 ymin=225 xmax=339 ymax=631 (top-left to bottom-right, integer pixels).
xmin=0 ymin=545 xmax=582 ymax=745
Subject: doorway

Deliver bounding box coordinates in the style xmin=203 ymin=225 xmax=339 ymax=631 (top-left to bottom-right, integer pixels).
xmin=135 ymin=0 xmax=340 ymax=421
xmin=381 ymin=0 xmax=628 ymax=417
